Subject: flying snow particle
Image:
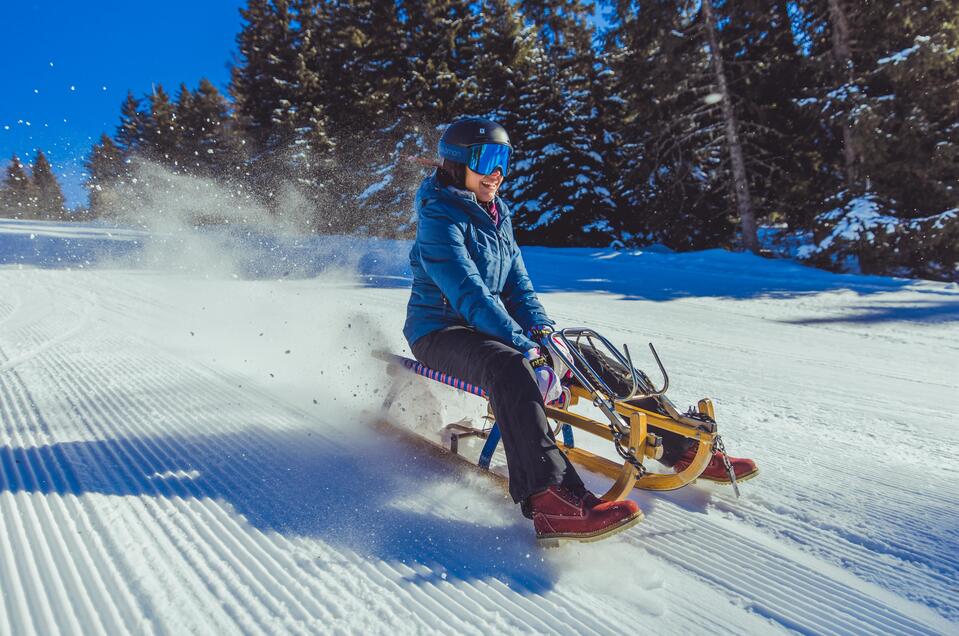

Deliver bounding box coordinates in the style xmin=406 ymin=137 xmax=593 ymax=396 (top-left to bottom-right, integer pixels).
xmin=49 ymin=61 xmax=53 ymax=67
xmin=101 ymin=86 xmax=107 ymax=91
xmin=704 ymin=93 xmax=722 ymax=105
xmin=33 ymin=89 xmax=39 ymax=94
xmin=3 ymin=126 xmax=8 ymax=131
xmin=70 ymin=85 xmax=76 ymax=91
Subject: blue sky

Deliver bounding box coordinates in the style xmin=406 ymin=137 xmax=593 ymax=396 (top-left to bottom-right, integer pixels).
xmin=0 ymin=1 xmax=247 ymax=208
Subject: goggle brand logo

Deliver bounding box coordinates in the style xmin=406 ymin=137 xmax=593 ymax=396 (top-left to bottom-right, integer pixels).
xmin=479 ymin=128 xmax=485 ymax=134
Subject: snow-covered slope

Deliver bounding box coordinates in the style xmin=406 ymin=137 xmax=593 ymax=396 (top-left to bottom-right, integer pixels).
xmin=1 ymin=219 xmax=957 ymax=635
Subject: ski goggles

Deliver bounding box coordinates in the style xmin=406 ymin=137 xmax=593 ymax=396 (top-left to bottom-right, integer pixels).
xmin=440 ymin=141 xmax=512 ymax=177
xmin=467 ymin=143 xmax=512 ymax=177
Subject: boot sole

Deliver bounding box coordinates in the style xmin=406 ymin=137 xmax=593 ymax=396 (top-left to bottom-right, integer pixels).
xmin=695 ymin=467 xmax=759 ymax=484
xmin=536 ymin=510 xmax=644 ymax=548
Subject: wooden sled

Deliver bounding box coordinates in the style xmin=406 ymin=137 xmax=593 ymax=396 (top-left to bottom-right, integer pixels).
xmin=376 ymin=328 xmax=739 ymax=503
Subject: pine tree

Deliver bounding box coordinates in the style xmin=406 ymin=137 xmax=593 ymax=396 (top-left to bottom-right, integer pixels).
xmin=1 ymin=155 xmax=38 ymax=219
xmin=141 ymin=84 xmax=180 ymax=168
xmin=701 ymin=0 xmax=759 ymax=253
xmin=604 ymin=1 xmax=728 ymax=249
xmin=471 ymin=0 xmax=546 ymax=231
xmin=513 ymin=1 xmax=615 ymax=245
xmin=31 ymin=150 xmax=66 ymax=220
xmin=320 ymin=0 xmax=405 ymax=134
xmin=282 ymin=0 xmax=335 ymax=211
xmin=176 ymin=79 xmax=246 ymax=179
xmin=306 ymin=0 xmax=410 ymax=232
xmin=115 ymin=92 xmax=148 ymax=154
xmin=335 ymin=0 xmax=483 ymax=235
xmin=173 ymin=83 xmax=198 ymax=168
xmin=86 ymin=133 xmax=127 ymax=216
xmin=794 ymin=0 xmax=959 ymax=279
xmin=230 ymin=0 xmax=299 ymax=156
xmin=719 ymin=0 xmax=828 ymax=232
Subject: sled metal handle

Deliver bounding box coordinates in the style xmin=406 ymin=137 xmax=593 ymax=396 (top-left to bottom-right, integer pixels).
xmin=546 ymin=328 xmax=668 ymax=402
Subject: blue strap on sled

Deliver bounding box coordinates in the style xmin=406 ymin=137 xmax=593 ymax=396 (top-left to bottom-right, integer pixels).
xmin=478 ymin=422 xmax=574 ymax=470
xmin=561 ymin=423 xmax=574 ymax=448
xmin=478 ymin=423 xmax=501 ymax=469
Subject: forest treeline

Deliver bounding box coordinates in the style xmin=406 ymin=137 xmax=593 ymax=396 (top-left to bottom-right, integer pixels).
xmin=0 ymin=150 xmax=71 ymax=221
xmin=3 ymin=1 xmax=957 ymax=281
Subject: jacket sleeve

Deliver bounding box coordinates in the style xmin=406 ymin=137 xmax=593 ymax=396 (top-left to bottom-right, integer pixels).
xmin=502 ymin=238 xmax=553 ymax=333
xmin=417 ymin=203 xmax=538 ymax=352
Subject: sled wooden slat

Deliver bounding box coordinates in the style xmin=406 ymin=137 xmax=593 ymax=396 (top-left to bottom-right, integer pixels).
xmin=544 ymin=406 xmax=615 ymax=441
xmin=570 ymin=385 xmax=715 ymax=438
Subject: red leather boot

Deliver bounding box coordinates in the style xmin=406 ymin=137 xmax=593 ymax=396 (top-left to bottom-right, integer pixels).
xmin=673 ymin=443 xmax=758 ymax=483
xmin=527 ymin=486 xmax=642 ymax=545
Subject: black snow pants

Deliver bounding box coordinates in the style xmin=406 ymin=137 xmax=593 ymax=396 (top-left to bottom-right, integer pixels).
xmin=411 ymin=325 xmax=584 ymax=505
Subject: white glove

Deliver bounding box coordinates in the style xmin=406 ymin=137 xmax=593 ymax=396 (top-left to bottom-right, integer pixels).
xmin=528 ymin=325 xmax=573 ymax=381
xmin=525 ymin=348 xmax=563 ymax=404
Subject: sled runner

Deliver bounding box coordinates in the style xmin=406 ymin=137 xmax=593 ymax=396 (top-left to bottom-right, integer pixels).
xmin=377 ymin=328 xmax=744 ymax=502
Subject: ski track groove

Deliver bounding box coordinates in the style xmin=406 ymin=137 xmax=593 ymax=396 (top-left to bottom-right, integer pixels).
xmin=571 ymin=308 xmax=959 ymax=622
xmin=716 ymin=495 xmax=959 ymax=619
xmin=29 ymin=329 xmax=562 ymax=634
xmin=34 ymin=337 xmax=329 ymax=635
xmin=0 ymin=374 xmax=120 ymax=636
xmin=93 ymin=327 xmax=634 ymax=636
xmin=98 ymin=350 xmax=464 ymax=633
xmin=117 ymin=348 xmax=615 ymax=635
xmin=86 ymin=333 xmax=624 ymax=636
xmin=0 ymin=280 xmax=98 ymax=376
xmin=0 ymin=352 xmax=148 ymax=635
xmin=715 ymin=431 xmax=959 ymax=617
xmin=12 ymin=336 xmax=264 ymax=635
xmin=0 ymin=351 xmax=114 ymax=636
xmin=627 ymin=503 xmax=942 ymax=635
xmin=0 ymin=296 xmax=20 ymax=334
xmin=3 ymin=274 xmax=954 ymax=634
xmin=104 ymin=358 xmax=473 ymax=635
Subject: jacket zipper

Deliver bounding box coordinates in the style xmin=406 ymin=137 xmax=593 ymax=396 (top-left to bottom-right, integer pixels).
xmin=471 ymin=196 xmax=510 ymax=292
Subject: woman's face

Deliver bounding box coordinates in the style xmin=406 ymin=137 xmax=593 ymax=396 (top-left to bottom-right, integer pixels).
xmin=464 ymin=166 xmax=503 ymax=203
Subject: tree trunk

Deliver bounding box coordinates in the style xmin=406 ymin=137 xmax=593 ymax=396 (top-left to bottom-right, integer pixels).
xmin=701 ymin=0 xmax=759 ymax=253
xmin=827 ymin=0 xmax=861 ymax=192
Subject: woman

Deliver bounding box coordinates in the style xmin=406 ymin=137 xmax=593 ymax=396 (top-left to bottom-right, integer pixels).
xmin=403 ymin=117 xmax=642 ymax=543
xmin=404 ymin=117 xmax=757 ymax=543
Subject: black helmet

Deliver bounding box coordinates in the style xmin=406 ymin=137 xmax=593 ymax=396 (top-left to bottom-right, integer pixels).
xmin=438 ymin=117 xmax=511 ymax=162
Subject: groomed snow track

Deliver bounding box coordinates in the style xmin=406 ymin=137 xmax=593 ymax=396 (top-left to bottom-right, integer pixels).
xmin=1 ymin=243 xmax=957 ymax=634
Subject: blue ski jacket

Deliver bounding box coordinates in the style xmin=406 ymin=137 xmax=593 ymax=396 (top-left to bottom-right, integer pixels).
xmin=404 ymin=174 xmax=552 ymax=352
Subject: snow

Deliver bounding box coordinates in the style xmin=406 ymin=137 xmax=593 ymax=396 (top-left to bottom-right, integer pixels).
xmin=358 ymin=177 xmax=389 ymax=201
xmin=878 ymin=36 xmax=931 ymax=66
xmin=1 ymin=219 xmax=957 ymax=634
xmin=798 ymin=194 xmax=897 ymax=259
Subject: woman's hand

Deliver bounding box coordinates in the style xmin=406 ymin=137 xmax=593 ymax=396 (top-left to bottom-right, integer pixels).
xmin=528 ymin=325 xmax=571 ymax=381
xmin=525 ymin=348 xmax=563 ymax=404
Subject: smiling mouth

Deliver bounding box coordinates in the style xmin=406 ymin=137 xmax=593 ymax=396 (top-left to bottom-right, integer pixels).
xmin=481 ymin=180 xmax=498 ymax=188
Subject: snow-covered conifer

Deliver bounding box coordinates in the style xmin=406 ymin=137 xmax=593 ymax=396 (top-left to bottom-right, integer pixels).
xmin=31 ymin=150 xmax=66 ymax=220
xmin=1 ymin=155 xmax=37 ymax=218
xmin=85 ymin=134 xmax=126 ymax=216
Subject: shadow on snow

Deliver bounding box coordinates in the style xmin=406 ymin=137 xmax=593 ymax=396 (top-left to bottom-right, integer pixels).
xmin=0 ymin=419 xmax=556 ymax=594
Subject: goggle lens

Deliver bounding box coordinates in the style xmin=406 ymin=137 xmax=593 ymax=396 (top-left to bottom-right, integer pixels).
xmin=468 ymin=144 xmax=511 ymax=177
